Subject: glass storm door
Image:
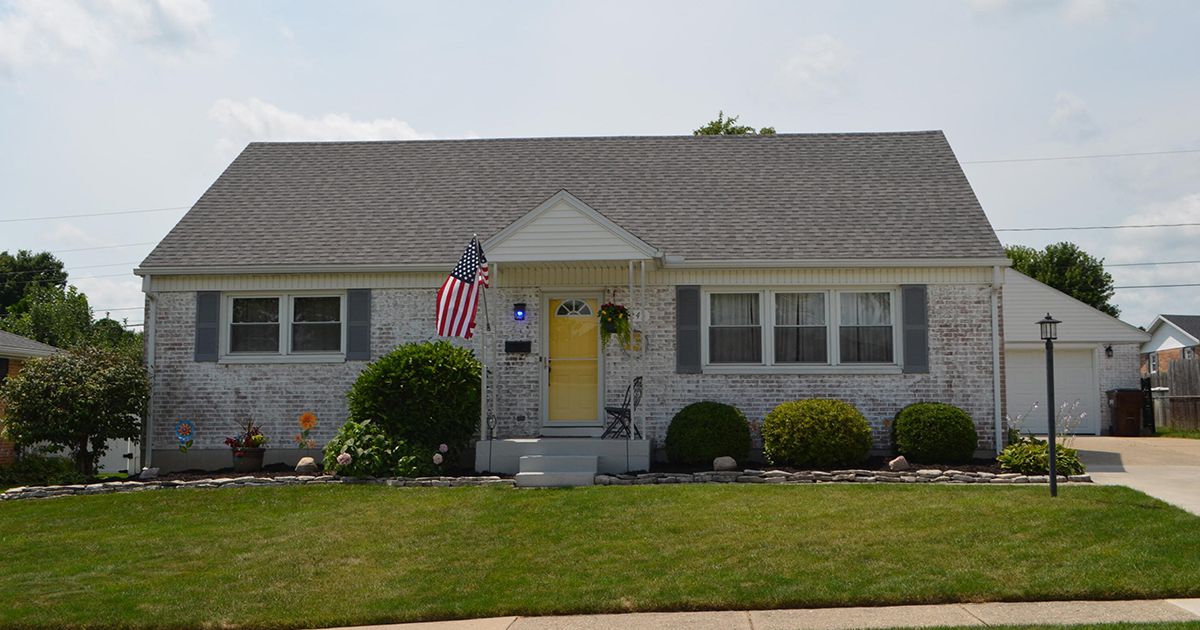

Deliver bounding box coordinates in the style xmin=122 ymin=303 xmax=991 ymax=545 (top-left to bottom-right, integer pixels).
xmin=546 ymin=297 xmax=600 ymax=423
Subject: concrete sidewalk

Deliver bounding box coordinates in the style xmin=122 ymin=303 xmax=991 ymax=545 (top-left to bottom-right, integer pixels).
xmin=318 ymin=599 xmax=1200 ymax=629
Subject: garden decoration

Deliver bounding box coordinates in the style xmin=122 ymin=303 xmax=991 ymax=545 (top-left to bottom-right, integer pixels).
xmin=294 ymin=411 xmax=318 ymax=449
xmin=225 ymin=419 xmax=268 ymax=473
xmin=175 ymin=420 xmax=194 ymax=453
xmin=599 ymin=302 xmax=632 ymax=349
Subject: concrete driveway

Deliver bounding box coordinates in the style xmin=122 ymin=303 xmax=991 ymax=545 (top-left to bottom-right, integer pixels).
xmin=1072 ymin=436 xmax=1200 ymax=515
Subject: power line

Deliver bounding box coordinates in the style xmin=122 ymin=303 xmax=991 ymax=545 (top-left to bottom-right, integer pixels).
xmin=43 ymin=242 xmax=157 ymax=254
xmin=93 ymin=306 xmax=142 ymax=312
xmin=997 ymin=222 xmax=1200 ymax=232
xmin=963 ymin=148 xmax=1200 ymax=165
xmin=0 ymin=206 xmax=188 ymax=224
xmin=1107 ymin=259 xmax=1200 ymax=268
xmin=1114 ymin=283 xmax=1200 ymax=289
xmin=0 ymin=261 xmax=138 ymax=278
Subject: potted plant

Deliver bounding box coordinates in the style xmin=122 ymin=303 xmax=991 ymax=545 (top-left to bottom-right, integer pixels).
xmin=599 ymin=302 xmax=633 ymax=349
xmin=225 ymin=419 xmax=268 ymax=473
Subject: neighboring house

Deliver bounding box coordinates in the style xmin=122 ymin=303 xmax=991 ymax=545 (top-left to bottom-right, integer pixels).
xmin=0 ymin=330 xmax=58 ymax=466
xmin=1141 ymin=315 xmax=1200 ymax=376
xmin=137 ymin=132 xmax=1011 ymax=474
xmin=1001 ymin=271 xmax=1149 ymax=435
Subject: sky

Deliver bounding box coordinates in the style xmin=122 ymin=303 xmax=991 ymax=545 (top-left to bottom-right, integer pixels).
xmin=1 ymin=0 xmax=1199 ymax=331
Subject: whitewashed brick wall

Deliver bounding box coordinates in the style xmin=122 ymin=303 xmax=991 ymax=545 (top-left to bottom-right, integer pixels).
xmin=1096 ymin=342 xmax=1142 ymax=433
xmin=151 ymin=281 xmax=1000 ymax=457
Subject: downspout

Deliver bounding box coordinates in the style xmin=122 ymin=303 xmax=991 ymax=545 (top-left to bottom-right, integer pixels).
xmin=991 ymin=265 xmax=1004 ymax=456
xmin=143 ymin=276 xmax=157 ymax=470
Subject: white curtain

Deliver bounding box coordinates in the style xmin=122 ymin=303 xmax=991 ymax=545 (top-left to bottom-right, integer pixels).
xmin=776 ymin=293 xmax=825 ymax=326
xmin=710 ymin=293 xmax=761 ymax=363
xmin=840 ymin=292 xmax=891 ymax=326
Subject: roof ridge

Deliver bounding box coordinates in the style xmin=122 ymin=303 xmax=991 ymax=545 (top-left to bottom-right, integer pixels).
xmin=244 ymin=130 xmax=945 ymax=147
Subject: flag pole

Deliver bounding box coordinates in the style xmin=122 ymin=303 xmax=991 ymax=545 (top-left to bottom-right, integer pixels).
xmin=475 ymin=234 xmax=490 ymax=465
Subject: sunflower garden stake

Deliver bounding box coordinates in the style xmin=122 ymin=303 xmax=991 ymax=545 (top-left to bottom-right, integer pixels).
xmin=295 ymin=411 xmax=318 ymax=449
xmin=599 ymin=302 xmax=633 ymax=350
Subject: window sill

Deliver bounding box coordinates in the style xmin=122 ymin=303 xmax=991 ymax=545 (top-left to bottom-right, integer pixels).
xmin=702 ymin=365 xmax=904 ymax=376
xmin=218 ymin=354 xmax=347 ymax=365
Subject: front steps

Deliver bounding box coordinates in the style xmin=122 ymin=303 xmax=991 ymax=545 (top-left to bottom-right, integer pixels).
xmin=514 ymin=455 xmax=597 ymax=488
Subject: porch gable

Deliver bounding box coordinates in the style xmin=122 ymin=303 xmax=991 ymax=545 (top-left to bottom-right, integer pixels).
xmin=484 ymin=190 xmax=660 ymax=263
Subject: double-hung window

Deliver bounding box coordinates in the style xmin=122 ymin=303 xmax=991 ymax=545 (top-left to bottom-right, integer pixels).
xmin=226 ymin=293 xmax=345 ymax=359
xmin=703 ymin=289 xmax=898 ymax=370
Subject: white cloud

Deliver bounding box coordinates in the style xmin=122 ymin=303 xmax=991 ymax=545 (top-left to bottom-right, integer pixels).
xmin=1104 ymin=194 xmax=1200 ymax=326
xmin=966 ymin=0 xmax=1115 ymax=23
xmin=1049 ymin=91 xmax=1101 ymax=142
xmin=780 ymin=34 xmax=854 ymax=98
xmin=0 ymin=0 xmax=213 ymax=76
xmin=209 ymin=97 xmax=433 ymax=156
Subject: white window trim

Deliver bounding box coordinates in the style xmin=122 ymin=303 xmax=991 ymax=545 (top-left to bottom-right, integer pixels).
xmin=219 ymin=291 xmax=348 ymax=364
xmin=1149 ymin=352 xmax=1159 ymax=373
xmin=701 ymin=287 xmax=903 ymax=375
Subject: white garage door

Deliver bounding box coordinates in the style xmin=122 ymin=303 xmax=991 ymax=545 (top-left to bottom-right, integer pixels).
xmin=1006 ymin=348 xmax=1099 ymax=435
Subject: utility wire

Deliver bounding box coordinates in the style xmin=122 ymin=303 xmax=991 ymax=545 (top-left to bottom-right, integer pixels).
xmin=41 ymin=242 xmax=157 ymax=254
xmin=1106 ymin=259 xmax=1200 ymax=268
xmin=0 ymin=261 xmax=138 ymax=277
xmin=963 ymin=148 xmax=1200 ymax=165
xmin=92 ymin=306 xmax=142 ymax=312
xmin=997 ymin=222 xmax=1200 ymax=232
xmin=0 ymin=206 xmax=188 ymax=224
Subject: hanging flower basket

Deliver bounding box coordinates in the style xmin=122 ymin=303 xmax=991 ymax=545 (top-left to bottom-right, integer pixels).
xmin=599 ymin=302 xmax=633 ymax=350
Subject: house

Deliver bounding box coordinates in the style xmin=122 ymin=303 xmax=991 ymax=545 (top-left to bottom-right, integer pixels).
xmin=1141 ymin=315 xmax=1200 ymax=375
xmin=136 ymin=132 xmax=1011 ymax=474
xmin=0 ymin=330 xmax=58 ymax=466
xmin=1001 ymin=271 xmax=1149 ymax=435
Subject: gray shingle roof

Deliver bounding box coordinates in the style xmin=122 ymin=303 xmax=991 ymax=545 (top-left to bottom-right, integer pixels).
xmin=1160 ymin=315 xmax=1200 ymax=341
xmin=0 ymin=330 xmax=58 ymax=358
xmin=139 ymin=131 xmax=1004 ymax=270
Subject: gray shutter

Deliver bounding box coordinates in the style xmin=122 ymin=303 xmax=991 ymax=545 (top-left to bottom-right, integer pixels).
xmin=676 ymin=285 xmax=702 ymax=374
xmin=901 ymin=285 xmax=929 ymax=374
xmin=194 ymin=291 xmax=220 ymax=362
xmin=346 ymin=289 xmax=371 ymax=361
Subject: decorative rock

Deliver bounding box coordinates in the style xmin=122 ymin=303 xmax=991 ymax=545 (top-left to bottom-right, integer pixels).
xmin=888 ymin=456 xmax=910 ymax=471
xmin=137 ymin=467 xmax=159 ymax=480
xmin=713 ymin=456 xmax=738 ymax=471
xmin=295 ymin=457 xmax=319 ymax=474
xmin=917 ymin=469 xmax=942 ymax=477
xmin=1069 ymin=474 xmax=1091 ymax=482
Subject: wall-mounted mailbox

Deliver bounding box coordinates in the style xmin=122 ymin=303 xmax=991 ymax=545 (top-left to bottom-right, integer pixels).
xmin=504 ymin=340 xmax=532 ymax=354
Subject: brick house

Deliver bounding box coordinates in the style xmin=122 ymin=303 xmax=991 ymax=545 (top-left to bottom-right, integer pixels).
xmin=1141 ymin=315 xmax=1200 ymax=375
xmin=137 ymin=132 xmax=1011 ymax=475
xmin=0 ymin=330 xmax=58 ymax=466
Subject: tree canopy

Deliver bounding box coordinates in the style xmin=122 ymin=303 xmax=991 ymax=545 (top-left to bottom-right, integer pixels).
xmin=1006 ymin=242 xmax=1119 ymax=317
xmin=0 ymin=250 xmax=67 ymax=316
xmin=694 ymin=111 xmax=776 ymax=136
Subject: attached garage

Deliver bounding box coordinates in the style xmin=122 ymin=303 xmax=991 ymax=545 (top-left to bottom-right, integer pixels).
xmin=1003 ymin=271 xmax=1149 ymax=436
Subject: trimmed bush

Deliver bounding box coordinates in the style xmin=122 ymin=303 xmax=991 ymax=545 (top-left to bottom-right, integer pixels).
xmin=0 ymin=452 xmax=86 ymax=487
xmin=761 ymin=399 xmax=872 ymax=468
xmin=998 ymin=437 xmax=1086 ymax=476
xmin=893 ymin=402 xmax=978 ymax=464
xmin=665 ymin=401 xmax=751 ymax=465
xmin=347 ymin=341 xmax=481 ymax=453
xmin=322 ymin=419 xmax=399 ymax=477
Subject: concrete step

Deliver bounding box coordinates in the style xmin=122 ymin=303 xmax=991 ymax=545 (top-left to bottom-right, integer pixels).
xmin=514 ymin=471 xmax=596 ymax=488
xmin=518 ymin=455 xmax=598 ymax=474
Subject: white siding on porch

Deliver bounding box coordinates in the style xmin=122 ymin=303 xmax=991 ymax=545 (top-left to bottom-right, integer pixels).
xmin=487 ymin=201 xmax=652 ymax=262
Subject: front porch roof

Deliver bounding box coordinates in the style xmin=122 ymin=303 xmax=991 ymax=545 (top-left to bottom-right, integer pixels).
xmin=483 ymin=190 xmax=660 ymax=263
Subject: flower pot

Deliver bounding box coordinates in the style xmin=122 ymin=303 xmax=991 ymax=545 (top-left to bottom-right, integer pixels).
xmin=601 ymin=320 xmax=619 ymax=334
xmin=231 ymin=447 xmax=265 ymax=473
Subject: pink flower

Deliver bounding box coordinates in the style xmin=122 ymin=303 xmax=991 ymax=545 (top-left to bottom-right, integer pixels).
xmin=336 ymin=452 xmax=352 ymax=466
xmin=432 ymin=453 xmax=444 ymax=465
xmin=438 ymin=443 xmax=449 ymax=453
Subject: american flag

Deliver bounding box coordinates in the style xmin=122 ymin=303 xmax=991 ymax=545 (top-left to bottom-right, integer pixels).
xmin=436 ymin=237 xmax=489 ymax=338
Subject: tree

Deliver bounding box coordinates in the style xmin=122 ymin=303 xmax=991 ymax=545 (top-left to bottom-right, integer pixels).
xmin=694 ymin=111 xmax=776 ymax=136
xmin=1006 ymin=242 xmax=1119 ymax=317
xmin=0 ymin=250 xmax=67 ymax=316
xmin=0 ymin=346 xmax=148 ymax=475
xmin=0 ymin=284 xmax=93 ymax=348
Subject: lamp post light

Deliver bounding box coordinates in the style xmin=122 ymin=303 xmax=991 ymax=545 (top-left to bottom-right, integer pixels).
xmin=1038 ymin=313 xmax=1061 ymax=497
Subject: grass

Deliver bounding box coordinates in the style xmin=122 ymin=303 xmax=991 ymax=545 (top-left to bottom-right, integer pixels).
xmin=1157 ymin=427 xmax=1200 ymax=439
xmin=893 ymin=626 xmax=1200 ymax=630
xmin=1 ymin=485 xmax=1199 ymax=629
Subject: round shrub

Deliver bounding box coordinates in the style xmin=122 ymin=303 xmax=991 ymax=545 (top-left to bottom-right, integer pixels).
xmin=322 ymin=419 xmax=400 ymax=477
xmin=761 ymin=399 xmax=872 ymax=468
xmin=893 ymin=402 xmax=978 ymax=464
xmin=665 ymin=401 xmax=751 ymax=465
xmin=347 ymin=341 xmax=481 ymax=452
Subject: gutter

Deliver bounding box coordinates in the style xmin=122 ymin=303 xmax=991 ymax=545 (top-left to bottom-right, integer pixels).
xmin=991 ymin=265 xmax=1004 ymax=456
xmin=143 ymin=281 xmax=157 ymax=470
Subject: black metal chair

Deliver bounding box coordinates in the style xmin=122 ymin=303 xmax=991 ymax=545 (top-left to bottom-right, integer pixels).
xmin=602 ymin=376 xmax=643 ymax=439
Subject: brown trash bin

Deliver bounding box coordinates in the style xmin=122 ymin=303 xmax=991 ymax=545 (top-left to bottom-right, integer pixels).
xmin=1107 ymin=389 xmax=1144 ymax=436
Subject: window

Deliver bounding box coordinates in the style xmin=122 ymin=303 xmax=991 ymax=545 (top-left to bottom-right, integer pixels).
xmin=226 ymin=293 xmax=344 ymax=358
xmin=709 ymin=293 xmax=761 ymax=363
xmin=703 ymin=289 xmax=898 ymax=370
xmin=839 ymin=292 xmax=893 ymax=363
xmin=555 ymin=299 xmax=593 ymax=317
xmin=774 ymin=292 xmax=827 ymax=363
xmin=1149 ymin=353 xmax=1159 ymax=373
xmin=1186 ymin=347 xmax=1196 ymax=361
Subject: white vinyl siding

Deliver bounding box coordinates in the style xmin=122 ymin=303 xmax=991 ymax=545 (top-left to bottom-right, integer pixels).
xmin=487 ymin=199 xmax=652 ymax=262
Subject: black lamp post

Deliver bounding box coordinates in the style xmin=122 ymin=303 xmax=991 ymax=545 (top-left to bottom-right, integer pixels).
xmin=1038 ymin=313 xmax=1061 ymax=497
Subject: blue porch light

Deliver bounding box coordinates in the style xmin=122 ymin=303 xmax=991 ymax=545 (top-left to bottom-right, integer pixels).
xmin=513 ymin=303 xmax=527 ymax=321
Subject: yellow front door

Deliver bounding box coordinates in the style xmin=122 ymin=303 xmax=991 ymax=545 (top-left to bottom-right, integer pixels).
xmin=547 ymin=297 xmax=600 ymax=423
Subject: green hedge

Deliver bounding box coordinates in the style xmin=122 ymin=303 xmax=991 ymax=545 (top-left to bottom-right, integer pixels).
xmin=998 ymin=437 xmax=1086 ymax=476
xmin=664 ymin=401 xmax=751 ymax=465
xmin=761 ymin=399 xmax=872 ymax=468
xmin=893 ymin=402 xmax=978 ymax=464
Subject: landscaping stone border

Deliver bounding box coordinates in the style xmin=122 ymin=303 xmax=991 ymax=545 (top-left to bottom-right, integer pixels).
xmin=0 ymin=468 xmax=1092 ymax=501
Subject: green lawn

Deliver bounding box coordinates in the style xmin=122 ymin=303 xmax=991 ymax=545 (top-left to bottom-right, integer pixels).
xmin=896 ymin=626 xmax=1200 ymax=630
xmin=2 ymin=485 xmax=1199 ymax=629
xmin=1158 ymin=427 xmax=1200 ymax=439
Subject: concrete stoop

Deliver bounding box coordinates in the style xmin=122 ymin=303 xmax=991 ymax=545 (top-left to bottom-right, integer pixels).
xmin=514 ymin=455 xmax=597 ymax=488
